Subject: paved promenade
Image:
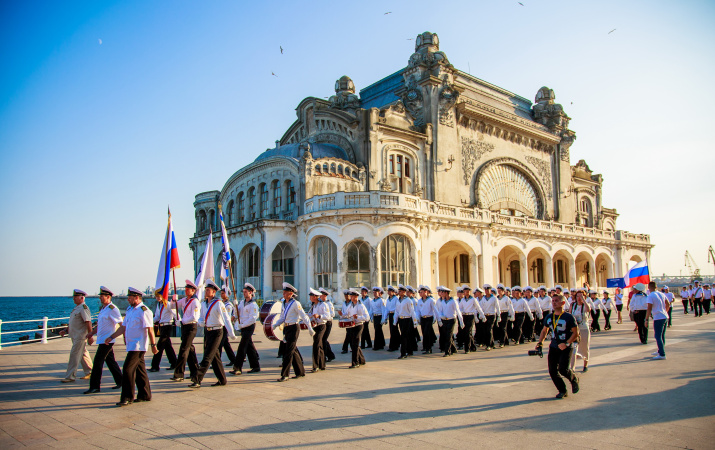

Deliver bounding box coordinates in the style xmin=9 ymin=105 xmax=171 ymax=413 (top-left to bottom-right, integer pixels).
xmin=1 ymin=309 xmax=713 ymax=449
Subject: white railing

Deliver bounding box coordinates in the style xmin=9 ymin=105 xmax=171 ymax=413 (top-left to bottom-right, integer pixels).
xmin=0 ymin=314 xmax=98 ymax=350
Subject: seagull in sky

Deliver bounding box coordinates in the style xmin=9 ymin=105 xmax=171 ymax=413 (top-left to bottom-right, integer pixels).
xmin=280 ymin=46 xmax=283 ymax=54
xmin=384 ymin=12 xmax=392 ymax=15
xmin=518 ymin=2 xmax=524 ymax=6
xmin=98 ymin=38 xmax=102 ymax=45
xmin=272 ymin=72 xmax=277 ymax=77
xmin=608 ymin=28 xmax=616 ymax=34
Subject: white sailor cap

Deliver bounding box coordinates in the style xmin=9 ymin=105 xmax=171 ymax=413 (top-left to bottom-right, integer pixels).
xmin=633 ymin=283 xmax=646 ymax=292
xmin=205 ymin=280 xmax=219 ymax=291
xmin=397 ymin=284 xmax=407 ymax=291
xmin=602 ymin=290 xmax=609 ymax=294
xmin=361 ymin=286 xmax=370 ymax=292
xmin=342 ymin=289 xmax=350 ymax=295
xmin=420 ymin=285 xmax=432 ymax=293
xmin=127 ymin=287 xmax=143 ymax=297
xmin=538 ymin=286 xmax=547 ymax=291
xmin=512 ymin=286 xmax=522 ymax=292
xmin=220 ymin=286 xmax=231 ymax=294
xmin=663 ymin=286 xmax=670 ymax=290
xmin=185 ymin=279 xmax=198 ymax=290
xmin=461 ymin=284 xmax=471 ymax=292
xmin=505 ymin=287 xmax=512 ymax=292
xmin=473 ymin=286 xmax=484 ymax=294
xmin=282 ymin=282 xmax=298 ymax=293
xmin=496 ymin=283 xmax=505 ymax=290
xmin=436 ymin=285 xmax=451 ymax=292
xmin=387 ymin=285 xmax=396 ymax=292
xmin=319 ymin=287 xmax=330 ymax=295
xmin=73 ymin=289 xmax=87 ymax=296
xmin=309 ymin=288 xmax=321 ymax=296
xmin=524 ymin=286 xmax=533 ymax=292
xmin=588 ymin=289 xmax=597 ymax=295
xmin=406 ymin=285 xmax=416 ymax=293
xmin=372 ymin=286 xmax=383 ymax=292
xmin=563 ymin=289 xmax=570 ymax=294
xmin=99 ymin=286 xmax=114 ymax=296
xmin=243 ymin=282 xmax=256 ymax=292
xmin=555 ymin=285 xmax=563 ymax=290
xmin=348 ymin=288 xmax=360 ymax=296
xmin=483 ymin=283 xmax=492 ymax=289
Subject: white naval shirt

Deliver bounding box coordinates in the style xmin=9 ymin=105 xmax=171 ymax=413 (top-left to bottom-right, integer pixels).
xmin=525 ymin=295 xmax=543 ymax=320
xmin=382 ymin=295 xmax=399 ymax=318
xmin=603 ymin=296 xmax=616 ymax=310
xmin=361 ymin=296 xmax=373 ymax=318
xmin=236 ymin=299 xmax=260 ymax=329
xmin=703 ymin=289 xmax=713 ymax=300
xmin=692 ymin=287 xmax=704 ymax=299
xmin=323 ymin=299 xmax=335 ymax=320
xmin=309 ymin=301 xmax=330 ymax=325
xmin=665 ymin=292 xmax=675 ymax=305
xmin=480 ymin=294 xmax=501 ymax=318
xmin=591 ymin=298 xmax=605 ymax=313
xmin=273 ymin=299 xmax=314 ymax=335
xmin=198 ymin=298 xmax=236 ymax=338
xmin=177 ymin=296 xmax=201 ymax=324
xmin=438 ymin=298 xmax=464 ymax=328
xmin=371 ymin=296 xmax=386 ymax=317
xmin=511 ymin=297 xmax=534 ymax=320
xmin=96 ymin=303 xmax=123 ymax=344
xmin=417 ymin=296 xmax=440 ymax=321
xmin=630 ymin=293 xmax=648 ymax=311
xmin=538 ymin=295 xmax=552 ymax=314
xmin=154 ymin=301 xmax=176 ymax=324
xmin=497 ymin=295 xmax=515 ymax=320
xmin=459 ymin=296 xmax=486 ymax=321
xmin=615 ymin=293 xmax=623 ymax=305
xmin=345 ymin=301 xmax=370 ymax=325
xmin=393 ymin=297 xmax=418 ymax=325
xmin=124 ymin=302 xmax=154 ymax=352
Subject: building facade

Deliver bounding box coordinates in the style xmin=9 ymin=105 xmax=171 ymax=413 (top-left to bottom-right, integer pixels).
xmin=190 ymin=32 xmax=653 ymax=300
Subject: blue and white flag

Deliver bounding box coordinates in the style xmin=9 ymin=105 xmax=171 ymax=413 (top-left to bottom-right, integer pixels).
xmin=219 ymin=211 xmax=231 ymax=281
xmin=194 ymin=227 xmax=214 ymax=301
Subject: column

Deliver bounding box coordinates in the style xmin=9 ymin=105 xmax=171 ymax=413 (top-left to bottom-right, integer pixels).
xmin=568 ymin=259 xmax=577 ymax=290
xmin=545 ymin=254 xmax=554 ymax=288
xmin=519 ymin=254 xmax=528 ymax=287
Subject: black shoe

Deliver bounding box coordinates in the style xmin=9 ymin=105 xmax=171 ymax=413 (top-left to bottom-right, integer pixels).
xmin=188 ymin=382 xmax=201 ymax=388
xmin=349 ymin=364 xmax=360 ymax=369
xmin=229 ymin=369 xmax=242 ymax=375
xmin=248 ymin=368 xmax=261 ymax=373
xmin=443 ymin=353 xmax=450 ymax=357
xmin=311 ymin=368 xmax=320 ymax=373
xmin=341 ymin=351 xmax=348 ymax=354
xmin=83 ymin=388 xmax=100 ymax=394
xmin=148 ymin=368 xmax=160 ymax=373
xmin=225 ymin=362 xmax=234 ymax=367
xmin=326 ymin=357 xmax=334 ymax=362
xmin=211 ymin=382 xmax=225 ymax=386
xmin=571 ymin=377 xmax=580 ymax=394
xmin=116 ymin=399 xmax=132 ymax=406
xmin=398 ymin=355 xmax=407 ymax=359
xmin=277 ymin=376 xmax=288 ymax=382
xmin=484 ymin=347 xmax=491 ymax=351
xmin=170 ymin=377 xmax=184 ymax=382
xmin=133 ymin=398 xmax=150 ymax=403
xmin=555 ymin=392 xmax=568 ymax=399
xmin=112 ymin=384 xmax=121 ymax=389
xmin=291 ymin=374 xmax=305 ymax=379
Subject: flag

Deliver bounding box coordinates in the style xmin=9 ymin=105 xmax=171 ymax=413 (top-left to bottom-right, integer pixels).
xmin=607 ymin=278 xmax=626 ymax=289
xmin=154 ymin=209 xmax=181 ymax=300
xmin=624 ymin=261 xmax=650 ymax=287
xmin=219 ymin=210 xmax=231 ymax=281
xmin=194 ymin=227 xmax=214 ymax=301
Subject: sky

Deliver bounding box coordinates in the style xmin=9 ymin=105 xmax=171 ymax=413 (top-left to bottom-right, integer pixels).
xmin=0 ymin=0 xmax=714 ymax=296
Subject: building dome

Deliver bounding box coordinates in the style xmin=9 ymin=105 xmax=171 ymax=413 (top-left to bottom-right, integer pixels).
xmin=254 ymin=142 xmax=350 ymax=163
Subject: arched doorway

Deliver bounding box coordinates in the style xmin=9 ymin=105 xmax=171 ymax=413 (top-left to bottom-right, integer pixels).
xmin=271 ymin=242 xmax=295 ymax=290
xmin=575 ymin=251 xmax=595 ymax=289
xmin=595 ymin=253 xmax=613 ymax=288
xmin=437 ymin=241 xmax=474 ymax=291
xmin=527 ymin=247 xmax=551 ymax=287
xmin=552 ymin=250 xmax=572 ymax=288
xmin=497 ymin=245 xmax=526 ymax=287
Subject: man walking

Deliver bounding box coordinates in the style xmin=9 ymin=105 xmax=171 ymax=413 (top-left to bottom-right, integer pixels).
xmin=59 ymin=289 xmax=93 ymax=383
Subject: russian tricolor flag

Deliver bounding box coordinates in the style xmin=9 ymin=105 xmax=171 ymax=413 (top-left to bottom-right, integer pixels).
xmin=624 ymin=261 xmax=650 ymax=287
xmin=154 ymin=208 xmax=181 ymax=300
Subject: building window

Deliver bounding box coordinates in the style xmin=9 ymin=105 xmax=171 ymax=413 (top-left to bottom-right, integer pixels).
xmin=241 ymin=244 xmax=261 ymax=297
xmin=198 ymin=210 xmax=207 ymax=232
xmin=209 ymin=210 xmax=215 ymax=230
xmin=579 ymin=197 xmax=592 ymax=227
xmin=248 ymin=187 xmax=256 ymax=221
xmin=388 ymin=154 xmax=412 ymax=193
xmin=271 ymin=243 xmax=294 ymax=290
xmin=286 ymin=180 xmax=296 ymax=212
xmin=259 ymin=183 xmax=268 ymax=218
xmin=226 ymin=201 xmax=234 ymax=227
xmin=554 ymin=260 xmax=566 ymax=284
xmin=347 ymin=240 xmax=371 ymax=288
xmin=237 ymin=193 xmax=245 ymax=224
xmin=272 ymin=180 xmax=281 ymax=216
xmin=454 ymin=253 xmax=469 ymax=284
xmin=315 ymin=236 xmax=337 ymax=290
xmin=381 ymin=234 xmax=409 ymax=286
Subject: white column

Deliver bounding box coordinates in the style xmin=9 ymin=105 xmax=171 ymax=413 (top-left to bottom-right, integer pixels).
xmin=519 ymin=254 xmax=528 ymax=287
xmin=568 ymin=259 xmax=577 ymax=290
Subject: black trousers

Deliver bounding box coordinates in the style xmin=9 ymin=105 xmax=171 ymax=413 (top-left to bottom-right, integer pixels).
xmin=483 ymin=315 xmax=496 ymax=348
xmin=397 ymin=318 xmax=414 ymax=357
xmin=668 ymin=306 xmax=673 ymax=326
xmin=534 ymin=312 xmax=546 ymax=338
xmin=342 ymin=327 xmax=350 ymax=353
xmin=704 ymin=298 xmax=711 ymax=314
xmin=591 ymin=310 xmax=601 ymax=332
xmin=373 ymin=315 xmax=385 ymax=350
xmin=89 ymin=343 xmax=122 ymax=390
xmin=151 ymin=325 xmax=177 ymax=370
xmin=682 ymin=300 xmax=689 ymax=314
xmin=547 ymin=345 xmax=577 ymax=394
xmin=522 ymin=315 xmax=534 ymax=342
xmin=459 ymin=315 xmax=476 ymax=352
xmin=219 ymin=327 xmax=236 ymax=364
xmin=634 ymin=310 xmax=648 ymax=344
xmin=120 ymin=351 xmax=150 ymax=402
xmin=323 ymin=321 xmax=335 ymax=360
xmin=312 ymin=324 xmax=326 ymax=370
xmin=387 ymin=312 xmax=401 ymax=351
xmin=496 ymin=312 xmax=509 ymax=345
xmin=281 ymin=324 xmax=306 ymax=378
xmin=174 ymin=323 xmax=199 ymax=379
xmin=511 ymin=312 xmax=526 ymax=343
xmin=420 ymin=316 xmax=437 ymax=351
xmin=234 ymin=324 xmax=260 ymax=371
xmin=604 ymin=310 xmax=612 ymax=329
xmin=693 ymin=299 xmax=703 ymax=316
xmin=361 ymin=318 xmax=372 ymax=348
xmin=439 ymin=318 xmax=457 ymax=355
xmin=196 ymin=328 xmax=227 ymax=385
xmin=349 ymin=324 xmax=366 ymax=366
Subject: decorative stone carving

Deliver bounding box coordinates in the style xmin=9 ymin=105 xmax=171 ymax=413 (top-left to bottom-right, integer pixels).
xmin=524 ymin=155 xmax=553 ymax=199
xmin=329 ymin=75 xmax=360 ymax=112
xmin=358 ymin=163 xmax=366 ymax=184
xmin=461 ymin=137 xmax=495 ymax=185
xmin=532 ymin=87 xmax=571 ymax=132
xmin=559 ymin=130 xmax=576 ymax=162
xmin=378 ymin=178 xmax=393 ymax=191
xmin=407 ymin=32 xmax=452 ymax=70
xmin=402 ymin=77 xmax=425 ymax=128
xmin=438 ymin=76 xmax=459 ymax=127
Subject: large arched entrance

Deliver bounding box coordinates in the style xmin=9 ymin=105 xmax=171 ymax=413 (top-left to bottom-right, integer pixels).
xmin=575 ymin=251 xmax=595 ymax=289
xmin=527 ymin=247 xmax=551 ymax=287
xmin=595 ymin=253 xmax=614 ymax=288
xmin=552 ymin=250 xmax=573 ymax=288
xmin=438 ymin=241 xmax=475 ymax=291
xmin=497 ymin=245 xmax=526 ymax=287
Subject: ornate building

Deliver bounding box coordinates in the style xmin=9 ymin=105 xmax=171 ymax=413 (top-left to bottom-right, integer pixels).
xmin=190 ymin=32 xmax=652 ymax=300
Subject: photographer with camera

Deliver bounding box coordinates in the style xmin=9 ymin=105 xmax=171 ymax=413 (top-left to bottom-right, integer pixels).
xmin=534 ymin=293 xmax=580 ymax=399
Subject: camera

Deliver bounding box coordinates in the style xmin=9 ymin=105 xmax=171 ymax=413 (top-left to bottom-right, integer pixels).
xmin=528 ymin=346 xmax=543 ymax=358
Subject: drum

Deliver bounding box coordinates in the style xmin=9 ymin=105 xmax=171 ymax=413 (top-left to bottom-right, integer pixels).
xmin=299 ymin=322 xmax=309 ymax=330
xmin=338 ymin=319 xmax=356 ymax=328
xmin=259 ymin=301 xmax=282 ymax=323
xmin=263 ymin=313 xmax=284 ymax=341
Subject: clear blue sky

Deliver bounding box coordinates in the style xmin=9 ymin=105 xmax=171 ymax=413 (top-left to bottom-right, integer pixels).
xmin=1 ymin=0 xmax=714 ymax=295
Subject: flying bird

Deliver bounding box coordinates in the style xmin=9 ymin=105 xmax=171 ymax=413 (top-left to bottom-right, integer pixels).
xmin=518 ymin=2 xmax=524 ymax=5
xmin=280 ymin=46 xmax=283 ymax=54
xmin=271 ymin=72 xmax=278 ymax=77
xmin=98 ymin=38 xmax=102 ymax=45
xmin=608 ymin=28 xmax=616 ymax=34
xmin=384 ymin=12 xmax=392 ymax=15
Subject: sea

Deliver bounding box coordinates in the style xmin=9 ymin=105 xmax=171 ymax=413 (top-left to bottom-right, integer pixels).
xmin=0 ymin=296 xmax=155 ymax=346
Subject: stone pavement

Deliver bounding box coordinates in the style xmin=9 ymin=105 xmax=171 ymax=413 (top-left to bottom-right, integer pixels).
xmin=0 ymin=309 xmax=713 ymax=449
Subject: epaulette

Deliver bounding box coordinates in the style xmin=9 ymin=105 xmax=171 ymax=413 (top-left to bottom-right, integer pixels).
xmin=141 ymin=306 xmax=148 ymax=311
xmin=109 ymin=304 xmax=115 ymax=309
xmin=83 ymin=304 xmax=89 ymax=310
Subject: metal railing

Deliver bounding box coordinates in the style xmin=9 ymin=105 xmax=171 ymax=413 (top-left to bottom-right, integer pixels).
xmin=0 ymin=314 xmax=98 ymax=350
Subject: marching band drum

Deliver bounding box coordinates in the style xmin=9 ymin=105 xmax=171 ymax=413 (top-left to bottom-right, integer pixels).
xmin=263 ymin=313 xmax=283 ymax=341
xmin=259 ymin=301 xmax=282 ymax=323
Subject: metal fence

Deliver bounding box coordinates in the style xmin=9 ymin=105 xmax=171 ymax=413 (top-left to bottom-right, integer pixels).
xmin=0 ymin=314 xmax=98 ymax=350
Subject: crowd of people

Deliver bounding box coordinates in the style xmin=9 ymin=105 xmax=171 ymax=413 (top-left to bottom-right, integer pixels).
xmin=59 ymin=278 xmax=705 ymax=405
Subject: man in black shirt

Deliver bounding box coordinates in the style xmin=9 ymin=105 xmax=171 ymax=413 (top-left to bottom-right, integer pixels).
xmin=535 ymin=294 xmax=580 ymax=399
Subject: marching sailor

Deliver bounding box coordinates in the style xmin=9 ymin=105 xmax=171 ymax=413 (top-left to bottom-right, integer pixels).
xmin=230 ymin=282 xmax=261 ymax=375
xmin=371 ymin=287 xmax=387 ymax=350
xmin=85 ymin=286 xmax=123 ymax=393
xmin=345 ymin=289 xmax=370 ymax=368
xmin=272 ymin=283 xmax=315 ymax=382
xmin=172 ymin=280 xmax=201 ymax=383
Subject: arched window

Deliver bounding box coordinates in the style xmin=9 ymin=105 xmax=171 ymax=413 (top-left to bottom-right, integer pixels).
xmin=315 ymin=236 xmax=337 ymax=290
xmin=315 ymin=164 xmax=321 ymax=173
xmin=241 ymin=244 xmax=261 ymax=296
xmin=271 ymin=180 xmax=281 ymax=216
xmin=381 ymin=234 xmax=410 ymax=286
xmin=259 ymin=183 xmax=268 ymax=218
xmin=388 ymin=153 xmax=412 ymax=193
xmin=237 ymin=192 xmax=245 ymax=224
xmin=285 ymin=180 xmax=296 ymax=212
xmin=338 ymin=165 xmax=343 ymax=175
xmin=330 ymin=163 xmax=336 ymax=174
xmin=248 ymin=187 xmax=256 ymax=221
xmin=198 ymin=210 xmax=207 ymax=232
xmin=347 ymin=240 xmax=371 ymax=288
xmin=579 ymin=197 xmax=592 ymax=227
xmin=323 ymin=163 xmax=328 ymax=173
xmin=226 ymin=201 xmax=234 ymax=227
xmin=209 ymin=210 xmax=215 ymax=230
xmin=271 ymin=242 xmax=295 ymax=290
